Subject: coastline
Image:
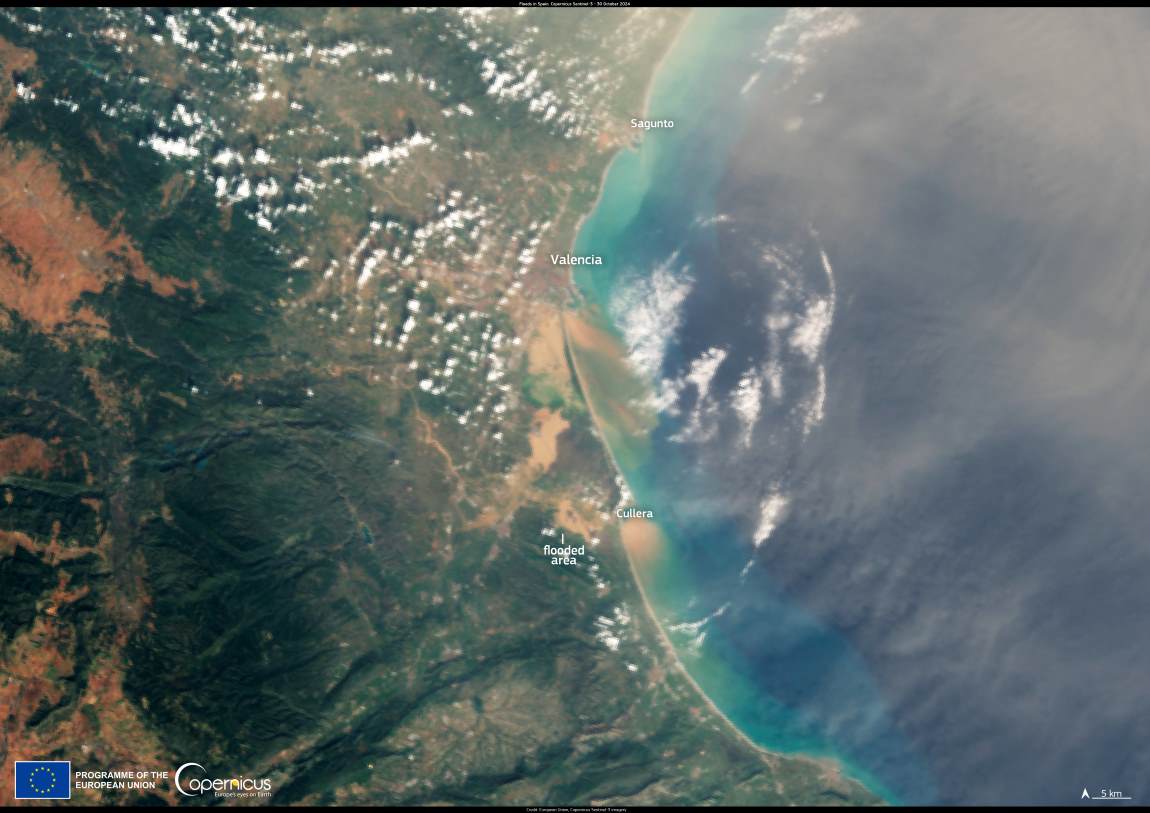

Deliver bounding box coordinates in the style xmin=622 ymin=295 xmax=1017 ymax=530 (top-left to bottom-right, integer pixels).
xmin=558 ymin=5 xmax=783 ymax=763
xmin=562 ymin=311 xmax=853 ymax=782
xmin=556 ymin=9 xmax=886 ymax=801
xmin=564 ymin=10 xmax=695 ymax=267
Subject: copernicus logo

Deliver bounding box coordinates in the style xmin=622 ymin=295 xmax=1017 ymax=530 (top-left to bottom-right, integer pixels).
xmin=14 ymin=761 xmax=71 ymax=800
xmin=174 ymin=762 xmax=272 ymax=798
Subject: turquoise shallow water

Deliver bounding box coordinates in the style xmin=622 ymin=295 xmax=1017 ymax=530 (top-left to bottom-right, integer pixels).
xmin=575 ymin=7 xmax=1150 ymax=806
xmin=572 ymin=9 xmax=920 ymax=804
xmin=574 ymin=9 xmax=755 ymax=309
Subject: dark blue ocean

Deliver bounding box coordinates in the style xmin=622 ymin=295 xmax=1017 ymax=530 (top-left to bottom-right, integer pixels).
xmin=575 ymin=8 xmax=1150 ymax=806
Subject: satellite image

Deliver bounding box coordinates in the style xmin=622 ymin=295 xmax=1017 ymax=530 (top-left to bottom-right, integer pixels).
xmin=0 ymin=5 xmax=1146 ymax=808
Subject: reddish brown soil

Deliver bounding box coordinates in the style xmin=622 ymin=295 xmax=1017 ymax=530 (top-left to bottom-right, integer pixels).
xmin=0 ymin=433 xmax=55 ymax=476
xmin=0 ymin=143 xmax=195 ymax=333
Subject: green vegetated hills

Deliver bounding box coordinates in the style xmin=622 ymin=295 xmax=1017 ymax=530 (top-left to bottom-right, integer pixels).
xmin=0 ymin=8 xmax=879 ymax=806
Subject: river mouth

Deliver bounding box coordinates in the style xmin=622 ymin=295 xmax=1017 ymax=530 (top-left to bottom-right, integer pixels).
xmin=568 ymin=6 xmax=1150 ymax=807
xmin=565 ymin=7 xmax=905 ymax=804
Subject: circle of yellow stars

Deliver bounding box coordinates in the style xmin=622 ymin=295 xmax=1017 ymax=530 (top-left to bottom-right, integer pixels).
xmin=28 ymin=765 xmax=59 ymax=795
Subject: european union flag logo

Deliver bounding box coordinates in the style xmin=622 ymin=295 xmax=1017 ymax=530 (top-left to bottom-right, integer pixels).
xmin=14 ymin=761 xmax=71 ymax=800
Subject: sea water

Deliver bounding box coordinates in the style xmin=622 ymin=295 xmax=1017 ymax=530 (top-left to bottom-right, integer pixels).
xmin=571 ymin=8 xmax=922 ymax=804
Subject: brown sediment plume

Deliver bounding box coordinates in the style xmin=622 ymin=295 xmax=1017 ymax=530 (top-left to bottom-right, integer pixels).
xmin=563 ymin=278 xmax=861 ymax=789
xmin=0 ymin=143 xmax=195 ymax=334
xmin=613 ymin=510 xmax=859 ymax=788
xmin=619 ymin=516 xmax=665 ymax=567
xmin=561 ymin=308 xmax=619 ymax=357
xmin=561 ymin=309 xmax=656 ymax=465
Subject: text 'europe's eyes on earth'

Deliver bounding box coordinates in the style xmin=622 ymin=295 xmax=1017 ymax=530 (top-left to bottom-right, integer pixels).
xmin=0 ymin=5 xmax=1147 ymax=809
